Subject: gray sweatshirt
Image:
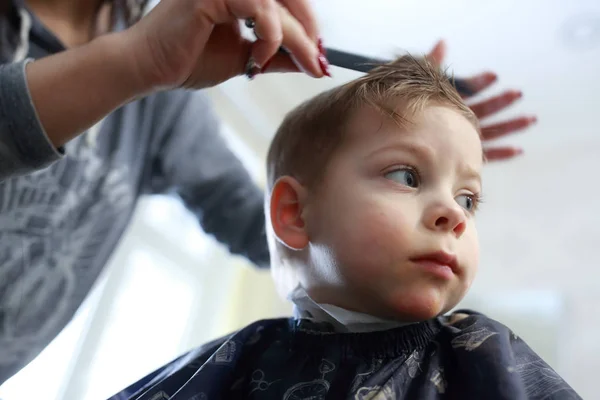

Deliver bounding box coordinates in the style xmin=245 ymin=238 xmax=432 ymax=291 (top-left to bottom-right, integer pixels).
xmin=0 ymin=2 xmax=269 ymax=385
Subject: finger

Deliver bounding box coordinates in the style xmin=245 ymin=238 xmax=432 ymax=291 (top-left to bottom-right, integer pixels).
xmin=277 ymin=5 xmax=322 ymax=77
xmin=278 ymin=0 xmax=320 ymax=41
xmin=460 ymin=72 xmax=497 ymax=99
xmin=469 ymin=89 xmax=523 ymax=120
xmin=260 ymin=52 xmax=301 ymax=74
xmin=481 ymin=116 xmax=537 ymax=141
xmin=248 ymin=1 xmax=284 ymax=67
xmin=483 ymin=147 xmax=523 ymax=162
xmin=215 ymin=0 xmax=283 ymax=67
xmin=426 ymin=39 xmax=446 ymax=67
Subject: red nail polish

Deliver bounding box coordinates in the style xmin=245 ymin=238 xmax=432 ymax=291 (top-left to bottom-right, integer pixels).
xmin=318 ymin=53 xmax=331 ymax=77
xmin=318 ymin=37 xmax=326 ymax=55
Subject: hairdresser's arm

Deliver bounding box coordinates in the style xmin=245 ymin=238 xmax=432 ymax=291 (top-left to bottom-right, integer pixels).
xmin=0 ymin=0 xmax=324 ymax=181
xmin=0 ymin=33 xmax=141 ymax=180
xmin=25 ymin=33 xmax=145 ymax=149
xmin=24 ymin=0 xmax=324 ymax=152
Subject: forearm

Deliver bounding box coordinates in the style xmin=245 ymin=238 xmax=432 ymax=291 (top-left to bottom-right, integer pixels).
xmin=26 ymin=31 xmax=149 ymax=148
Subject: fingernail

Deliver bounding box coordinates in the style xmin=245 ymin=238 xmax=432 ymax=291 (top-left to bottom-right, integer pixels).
xmin=529 ymin=116 xmax=538 ymax=123
xmin=245 ymin=56 xmax=261 ymax=80
xmin=318 ymin=53 xmax=331 ymax=77
xmin=515 ymin=90 xmax=523 ymax=98
xmin=317 ymin=38 xmax=331 ymax=77
xmin=318 ymin=37 xmax=326 ymax=55
xmin=515 ymin=148 xmax=524 ymax=155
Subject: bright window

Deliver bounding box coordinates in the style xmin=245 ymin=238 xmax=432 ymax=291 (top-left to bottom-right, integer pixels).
xmin=80 ymin=250 xmax=196 ymax=400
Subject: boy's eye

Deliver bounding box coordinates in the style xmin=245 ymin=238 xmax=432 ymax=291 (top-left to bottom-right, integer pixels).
xmin=385 ymin=168 xmax=419 ymax=188
xmin=456 ymin=194 xmax=478 ymax=212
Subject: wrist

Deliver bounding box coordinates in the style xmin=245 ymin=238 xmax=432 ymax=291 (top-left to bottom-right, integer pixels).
xmin=117 ymin=25 xmax=182 ymax=94
xmin=100 ymin=31 xmax=156 ymax=99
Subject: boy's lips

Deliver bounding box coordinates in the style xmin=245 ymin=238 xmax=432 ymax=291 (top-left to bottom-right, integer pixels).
xmin=410 ymin=251 xmax=459 ymax=278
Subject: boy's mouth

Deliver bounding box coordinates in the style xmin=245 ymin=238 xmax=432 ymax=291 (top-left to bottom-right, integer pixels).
xmin=410 ymin=251 xmax=459 ymax=278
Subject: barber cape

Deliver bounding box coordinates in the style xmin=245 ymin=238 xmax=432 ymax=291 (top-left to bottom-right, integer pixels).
xmin=109 ymin=289 xmax=581 ymax=400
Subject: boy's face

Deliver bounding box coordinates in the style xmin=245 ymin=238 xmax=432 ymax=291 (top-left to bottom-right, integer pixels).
xmin=303 ymin=104 xmax=483 ymax=322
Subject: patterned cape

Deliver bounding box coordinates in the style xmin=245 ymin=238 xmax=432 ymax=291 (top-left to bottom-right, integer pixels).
xmin=109 ymin=310 xmax=581 ymax=400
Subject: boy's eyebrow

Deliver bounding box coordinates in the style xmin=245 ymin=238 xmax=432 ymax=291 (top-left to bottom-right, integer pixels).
xmin=367 ymin=141 xmax=435 ymax=163
xmin=461 ymin=165 xmax=482 ymax=187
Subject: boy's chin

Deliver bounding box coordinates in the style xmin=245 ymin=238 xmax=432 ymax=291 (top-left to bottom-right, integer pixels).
xmin=381 ymin=289 xmax=462 ymax=323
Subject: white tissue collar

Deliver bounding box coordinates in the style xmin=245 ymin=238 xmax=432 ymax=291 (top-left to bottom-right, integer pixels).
xmin=288 ymin=285 xmax=414 ymax=333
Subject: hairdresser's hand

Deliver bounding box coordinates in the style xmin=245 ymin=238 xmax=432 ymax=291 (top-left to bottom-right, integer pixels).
xmin=427 ymin=40 xmax=537 ymax=162
xmin=126 ymin=0 xmax=326 ymax=91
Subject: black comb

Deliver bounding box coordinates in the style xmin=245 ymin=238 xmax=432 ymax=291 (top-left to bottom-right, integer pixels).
xmin=323 ymin=47 xmax=474 ymax=97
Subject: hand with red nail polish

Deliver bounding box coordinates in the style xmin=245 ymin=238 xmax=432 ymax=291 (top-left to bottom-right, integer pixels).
xmin=127 ymin=0 xmax=325 ymax=91
xmin=262 ymin=36 xmax=331 ymax=77
xmin=426 ymin=40 xmax=536 ymax=162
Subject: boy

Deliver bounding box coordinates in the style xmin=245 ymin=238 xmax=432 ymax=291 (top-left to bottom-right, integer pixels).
xmin=111 ymin=56 xmax=580 ymax=400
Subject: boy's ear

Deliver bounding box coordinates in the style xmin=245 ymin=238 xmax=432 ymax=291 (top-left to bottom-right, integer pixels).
xmin=269 ymin=176 xmax=309 ymax=250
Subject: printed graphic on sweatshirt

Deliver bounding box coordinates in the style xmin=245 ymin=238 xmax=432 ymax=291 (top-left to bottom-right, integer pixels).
xmin=0 ymin=138 xmax=135 ymax=381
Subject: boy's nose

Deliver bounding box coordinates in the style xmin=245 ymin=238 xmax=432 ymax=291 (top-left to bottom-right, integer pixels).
xmin=425 ymin=203 xmax=467 ymax=238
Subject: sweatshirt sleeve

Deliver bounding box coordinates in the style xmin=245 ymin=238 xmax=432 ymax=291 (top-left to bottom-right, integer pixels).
xmin=0 ymin=60 xmax=64 ymax=181
xmin=147 ymin=89 xmax=270 ymax=269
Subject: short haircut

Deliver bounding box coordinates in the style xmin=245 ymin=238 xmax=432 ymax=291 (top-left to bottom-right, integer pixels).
xmin=266 ymin=55 xmax=479 ymax=191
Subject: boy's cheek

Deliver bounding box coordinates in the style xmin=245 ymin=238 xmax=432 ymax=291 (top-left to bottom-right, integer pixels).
xmin=460 ymin=230 xmax=480 ymax=281
xmin=357 ymin=212 xmax=412 ymax=256
xmin=336 ymin=209 xmax=412 ymax=267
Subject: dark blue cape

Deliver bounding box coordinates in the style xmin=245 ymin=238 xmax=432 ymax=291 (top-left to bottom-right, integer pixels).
xmin=109 ymin=310 xmax=580 ymax=400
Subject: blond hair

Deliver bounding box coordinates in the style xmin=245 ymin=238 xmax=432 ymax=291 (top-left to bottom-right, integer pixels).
xmin=266 ymin=55 xmax=479 ymax=192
